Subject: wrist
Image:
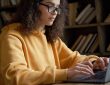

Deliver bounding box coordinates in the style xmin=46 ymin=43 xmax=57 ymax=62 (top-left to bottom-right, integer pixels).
xmin=67 ymin=69 xmax=70 ymax=80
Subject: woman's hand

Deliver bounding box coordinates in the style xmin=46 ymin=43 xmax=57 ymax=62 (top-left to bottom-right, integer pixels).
xmin=93 ymin=57 xmax=109 ymax=70
xmin=67 ymin=61 xmax=94 ymax=80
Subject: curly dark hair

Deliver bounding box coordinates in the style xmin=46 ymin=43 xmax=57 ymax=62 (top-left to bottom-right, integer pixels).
xmin=14 ymin=0 xmax=67 ymax=43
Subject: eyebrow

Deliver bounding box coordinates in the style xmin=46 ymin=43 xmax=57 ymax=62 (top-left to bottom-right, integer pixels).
xmin=44 ymin=2 xmax=60 ymax=7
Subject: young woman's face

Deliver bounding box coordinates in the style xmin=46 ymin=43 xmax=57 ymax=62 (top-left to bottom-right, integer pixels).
xmin=38 ymin=0 xmax=60 ymax=26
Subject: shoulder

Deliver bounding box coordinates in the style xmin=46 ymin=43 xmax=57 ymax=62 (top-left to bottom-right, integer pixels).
xmin=1 ymin=23 xmax=23 ymax=36
xmin=0 ymin=23 xmax=24 ymax=42
xmin=2 ymin=23 xmax=21 ymax=32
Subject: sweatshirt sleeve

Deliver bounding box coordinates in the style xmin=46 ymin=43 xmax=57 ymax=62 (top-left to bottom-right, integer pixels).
xmin=0 ymin=34 xmax=67 ymax=85
xmin=55 ymin=38 xmax=98 ymax=69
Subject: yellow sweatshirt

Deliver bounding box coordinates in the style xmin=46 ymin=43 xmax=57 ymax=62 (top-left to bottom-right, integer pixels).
xmin=0 ymin=23 xmax=98 ymax=85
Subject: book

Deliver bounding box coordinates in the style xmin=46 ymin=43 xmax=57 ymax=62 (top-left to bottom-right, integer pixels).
xmin=79 ymin=33 xmax=94 ymax=53
xmin=68 ymin=2 xmax=78 ymax=26
xmin=10 ymin=0 xmax=17 ymax=6
xmin=88 ymin=36 xmax=99 ymax=53
xmin=84 ymin=33 xmax=97 ymax=53
xmin=107 ymin=44 xmax=110 ymax=51
xmin=75 ymin=35 xmax=87 ymax=51
xmin=75 ymin=4 xmax=91 ymax=23
xmin=71 ymin=35 xmax=83 ymax=50
xmin=84 ymin=10 xmax=96 ymax=24
xmin=0 ymin=17 xmax=3 ymax=27
xmin=0 ymin=11 xmax=15 ymax=23
xmin=78 ymin=7 xmax=94 ymax=24
xmin=16 ymin=0 xmax=21 ymax=5
xmin=104 ymin=14 xmax=110 ymax=23
xmin=0 ymin=0 xmax=11 ymax=7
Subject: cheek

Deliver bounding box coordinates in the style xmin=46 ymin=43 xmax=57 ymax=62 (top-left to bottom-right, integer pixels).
xmin=39 ymin=9 xmax=50 ymax=21
xmin=40 ymin=9 xmax=49 ymax=19
xmin=39 ymin=6 xmax=49 ymax=17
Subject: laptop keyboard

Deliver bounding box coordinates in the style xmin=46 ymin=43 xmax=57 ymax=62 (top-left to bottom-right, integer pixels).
xmin=64 ymin=69 xmax=107 ymax=83
xmin=83 ymin=70 xmax=106 ymax=80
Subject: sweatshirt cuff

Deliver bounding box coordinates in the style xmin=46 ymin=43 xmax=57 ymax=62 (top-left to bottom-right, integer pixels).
xmin=55 ymin=69 xmax=67 ymax=82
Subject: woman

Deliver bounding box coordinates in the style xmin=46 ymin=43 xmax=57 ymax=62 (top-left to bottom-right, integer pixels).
xmin=0 ymin=0 xmax=109 ymax=85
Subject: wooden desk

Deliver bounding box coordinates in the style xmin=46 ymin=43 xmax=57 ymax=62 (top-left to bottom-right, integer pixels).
xmin=53 ymin=82 xmax=110 ymax=85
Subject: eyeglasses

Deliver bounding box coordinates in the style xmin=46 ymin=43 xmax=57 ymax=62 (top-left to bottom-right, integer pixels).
xmin=39 ymin=3 xmax=61 ymax=15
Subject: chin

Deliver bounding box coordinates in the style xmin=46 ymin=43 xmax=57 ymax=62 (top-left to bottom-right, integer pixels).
xmin=46 ymin=22 xmax=54 ymax=26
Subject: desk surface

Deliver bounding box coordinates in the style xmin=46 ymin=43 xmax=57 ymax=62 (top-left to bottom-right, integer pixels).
xmin=53 ymin=82 xmax=110 ymax=85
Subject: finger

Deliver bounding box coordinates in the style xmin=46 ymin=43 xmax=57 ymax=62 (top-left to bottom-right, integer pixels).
xmin=76 ymin=64 xmax=94 ymax=75
xmin=76 ymin=69 xmax=93 ymax=77
xmin=102 ymin=57 xmax=109 ymax=66
xmin=98 ymin=57 xmax=105 ymax=70
xmin=80 ymin=70 xmax=92 ymax=75
xmin=77 ymin=63 xmax=93 ymax=72
xmin=80 ymin=66 xmax=94 ymax=75
xmin=70 ymin=69 xmax=92 ymax=79
xmin=82 ymin=61 xmax=93 ymax=69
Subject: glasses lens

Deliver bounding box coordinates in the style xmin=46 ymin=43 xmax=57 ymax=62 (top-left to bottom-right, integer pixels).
xmin=49 ymin=7 xmax=61 ymax=14
xmin=57 ymin=8 xmax=61 ymax=14
xmin=39 ymin=3 xmax=61 ymax=14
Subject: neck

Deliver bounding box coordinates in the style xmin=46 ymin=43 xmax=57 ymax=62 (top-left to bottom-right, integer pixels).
xmin=35 ymin=22 xmax=45 ymax=33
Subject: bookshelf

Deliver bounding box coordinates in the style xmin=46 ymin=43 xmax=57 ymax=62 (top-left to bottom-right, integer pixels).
xmin=0 ymin=0 xmax=110 ymax=56
xmin=64 ymin=0 xmax=110 ymax=57
xmin=0 ymin=0 xmax=19 ymax=30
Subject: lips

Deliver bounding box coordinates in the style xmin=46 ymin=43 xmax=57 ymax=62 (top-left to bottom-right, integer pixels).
xmin=48 ymin=17 xmax=55 ymax=21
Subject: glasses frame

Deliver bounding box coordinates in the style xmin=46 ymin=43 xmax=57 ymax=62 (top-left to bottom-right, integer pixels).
xmin=39 ymin=3 xmax=61 ymax=14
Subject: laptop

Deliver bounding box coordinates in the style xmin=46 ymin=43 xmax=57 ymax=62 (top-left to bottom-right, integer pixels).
xmin=64 ymin=59 xmax=110 ymax=84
